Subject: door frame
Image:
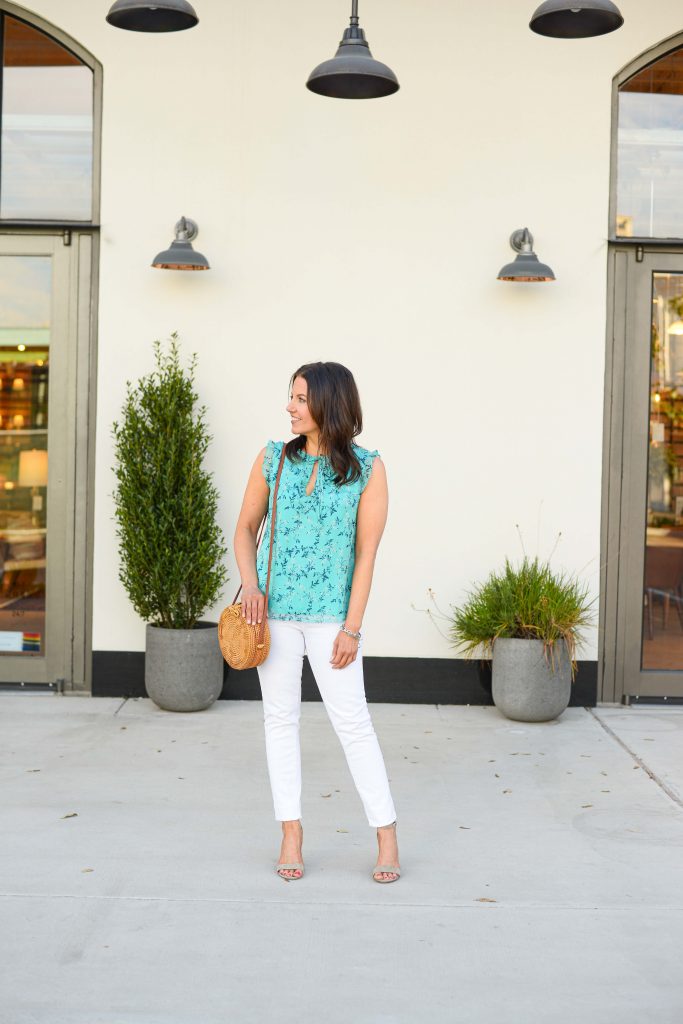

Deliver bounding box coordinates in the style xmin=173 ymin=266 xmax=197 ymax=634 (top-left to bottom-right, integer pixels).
xmin=601 ymin=243 xmax=683 ymax=703
xmin=0 ymin=228 xmax=98 ymax=692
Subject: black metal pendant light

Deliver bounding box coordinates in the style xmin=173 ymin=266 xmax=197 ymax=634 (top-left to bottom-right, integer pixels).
xmin=106 ymin=0 xmax=198 ymax=32
xmin=306 ymin=0 xmax=399 ymax=99
xmin=529 ymin=0 xmax=623 ymax=38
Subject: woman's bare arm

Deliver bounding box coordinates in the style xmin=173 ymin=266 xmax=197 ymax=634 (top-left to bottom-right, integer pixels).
xmin=233 ymin=447 xmax=269 ymax=624
xmin=338 ymin=456 xmax=388 ymax=647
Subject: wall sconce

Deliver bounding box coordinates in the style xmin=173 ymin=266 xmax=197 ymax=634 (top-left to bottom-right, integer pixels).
xmin=106 ymin=0 xmax=198 ymax=32
xmin=306 ymin=0 xmax=399 ymax=99
xmin=529 ymin=0 xmax=623 ymax=38
xmin=152 ymin=217 xmax=210 ymax=270
xmin=497 ymin=228 xmax=555 ymax=282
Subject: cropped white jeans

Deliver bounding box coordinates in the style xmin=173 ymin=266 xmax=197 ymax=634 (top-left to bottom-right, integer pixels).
xmin=256 ymin=619 xmax=397 ymax=828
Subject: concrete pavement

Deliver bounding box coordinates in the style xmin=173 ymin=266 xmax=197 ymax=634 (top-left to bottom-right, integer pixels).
xmin=1 ymin=692 xmax=682 ymax=1023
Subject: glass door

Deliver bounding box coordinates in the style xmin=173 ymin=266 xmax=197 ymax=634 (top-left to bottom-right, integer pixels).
xmin=620 ymin=251 xmax=683 ymax=698
xmin=0 ymin=234 xmax=72 ymax=684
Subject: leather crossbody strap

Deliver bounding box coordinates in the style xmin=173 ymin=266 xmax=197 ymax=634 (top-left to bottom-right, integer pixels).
xmin=232 ymin=445 xmax=288 ymax=635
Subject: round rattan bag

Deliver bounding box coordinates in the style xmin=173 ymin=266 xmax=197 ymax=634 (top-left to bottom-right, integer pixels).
xmin=218 ymin=602 xmax=271 ymax=669
xmin=218 ymin=444 xmax=286 ymax=670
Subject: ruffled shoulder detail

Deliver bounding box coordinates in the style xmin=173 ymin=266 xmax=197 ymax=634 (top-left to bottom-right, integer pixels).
xmin=262 ymin=440 xmax=284 ymax=487
xmin=357 ymin=446 xmax=381 ymax=493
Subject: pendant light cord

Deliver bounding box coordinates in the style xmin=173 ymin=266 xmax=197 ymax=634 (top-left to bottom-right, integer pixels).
xmin=350 ymin=0 xmax=359 ymax=26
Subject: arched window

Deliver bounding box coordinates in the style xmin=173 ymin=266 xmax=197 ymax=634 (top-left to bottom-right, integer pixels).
xmin=616 ymin=44 xmax=683 ymax=239
xmin=0 ymin=10 xmax=95 ymax=221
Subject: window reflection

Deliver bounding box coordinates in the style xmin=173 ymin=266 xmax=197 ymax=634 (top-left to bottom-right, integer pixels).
xmin=617 ymin=48 xmax=683 ymax=238
xmin=643 ymin=273 xmax=683 ymax=669
xmin=0 ymin=256 xmax=49 ymax=655
xmin=0 ymin=16 xmax=93 ymax=220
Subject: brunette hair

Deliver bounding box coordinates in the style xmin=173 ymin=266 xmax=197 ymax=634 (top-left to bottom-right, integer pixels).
xmin=286 ymin=361 xmax=365 ymax=487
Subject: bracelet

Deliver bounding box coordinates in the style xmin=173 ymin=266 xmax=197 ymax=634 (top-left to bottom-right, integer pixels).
xmin=341 ymin=623 xmax=362 ymax=642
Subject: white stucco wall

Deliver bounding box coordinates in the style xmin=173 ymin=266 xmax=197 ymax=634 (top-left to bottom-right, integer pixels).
xmin=24 ymin=0 xmax=683 ymax=662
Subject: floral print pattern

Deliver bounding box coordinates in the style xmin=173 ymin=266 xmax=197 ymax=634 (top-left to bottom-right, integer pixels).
xmin=256 ymin=440 xmax=380 ymax=622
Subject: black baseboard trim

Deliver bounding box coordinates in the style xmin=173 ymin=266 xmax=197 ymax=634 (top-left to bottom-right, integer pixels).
xmin=92 ymin=650 xmax=598 ymax=706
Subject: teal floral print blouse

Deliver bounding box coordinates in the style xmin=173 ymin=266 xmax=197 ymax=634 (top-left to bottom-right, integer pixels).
xmin=256 ymin=440 xmax=381 ymax=622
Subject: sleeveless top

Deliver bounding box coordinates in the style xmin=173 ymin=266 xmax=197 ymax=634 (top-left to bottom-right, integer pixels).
xmin=255 ymin=440 xmax=381 ymax=622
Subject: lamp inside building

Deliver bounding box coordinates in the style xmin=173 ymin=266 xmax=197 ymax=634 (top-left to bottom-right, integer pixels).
xmin=497 ymin=228 xmax=556 ymax=282
xmin=19 ymin=448 xmax=48 ymax=527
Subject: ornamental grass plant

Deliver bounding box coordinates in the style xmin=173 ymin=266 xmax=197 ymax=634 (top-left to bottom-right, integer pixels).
xmin=449 ymin=555 xmax=596 ymax=680
xmin=111 ymin=333 xmax=228 ymax=630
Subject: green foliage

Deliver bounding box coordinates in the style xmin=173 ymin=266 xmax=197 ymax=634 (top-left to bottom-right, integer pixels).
xmin=111 ymin=333 xmax=229 ymax=629
xmin=449 ymin=555 xmax=596 ymax=680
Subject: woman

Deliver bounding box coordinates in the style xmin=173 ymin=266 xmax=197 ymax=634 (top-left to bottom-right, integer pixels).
xmin=233 ymin=361 xmax=401 ymax=883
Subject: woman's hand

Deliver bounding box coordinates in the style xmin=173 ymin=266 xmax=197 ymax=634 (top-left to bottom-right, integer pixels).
xmin=330 ymin=630 xmax=360 ymax=669
xmin=241 ymin=584 xmax=265 ymax=626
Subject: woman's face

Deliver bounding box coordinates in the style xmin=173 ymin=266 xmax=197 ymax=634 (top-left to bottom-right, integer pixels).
xmin=286 ymin=375 xmax=319 ymax=436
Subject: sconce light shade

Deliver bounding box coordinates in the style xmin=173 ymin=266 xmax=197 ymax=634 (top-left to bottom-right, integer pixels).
xmin=152 ymin=217 xmax=209 ymax=270
xmin=529 ymin=0 xmax=623 ymax=38
xmin=106 ymin=0 xmax=198 ymax=32
xmin=497 ymin=228 xmax=555 ymax=282
xmin=19 ymin=448 xmax=48 ymax=487
xmin=306 ymin=2 xmax=399 ymax=99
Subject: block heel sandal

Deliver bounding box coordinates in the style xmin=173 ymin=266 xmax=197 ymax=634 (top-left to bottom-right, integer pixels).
xmin=275 ymin=862 xmax=305 ymax=880
xmin=373 ymin=820 xmax=401 ymax=883
xmin=275 ymin=820 xmax=304 ymax=880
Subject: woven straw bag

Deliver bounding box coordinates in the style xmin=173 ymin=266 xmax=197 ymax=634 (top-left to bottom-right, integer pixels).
xmin=218 ymin=444 xmax=287 ymax=670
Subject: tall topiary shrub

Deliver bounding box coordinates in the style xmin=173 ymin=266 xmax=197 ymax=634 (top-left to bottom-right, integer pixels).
xmin=111 ymin=333 xmax=228 ymax=629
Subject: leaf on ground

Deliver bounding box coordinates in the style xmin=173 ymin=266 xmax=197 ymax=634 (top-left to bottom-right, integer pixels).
xmin=581 ymin=803 xmax=593 ymax=808
xmin=502 ymin=788 xmax=512 ymax=793
xmin=81 ymin=868 xmax=94 ymax=873
xmin=320 ymin=793 xmax=332 ymax=798
xmin=475 ymin=897 xmax=497 ymax=903
xmin=61 ymin=812 xmax=78 ymax=819
xmin=26 ymin=769 xmax=40 ymax=773
xmin=459 ymin=826 xmax=471 ymax=830
xmin=336 ymin=828 xmax=349 ymax=833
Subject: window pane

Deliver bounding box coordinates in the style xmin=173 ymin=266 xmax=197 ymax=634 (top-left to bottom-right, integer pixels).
xmin=1 ymin=16 xmax=93 ymax=220
xmin=0 ymin=256 xmax=49 ymax=656
xmin=642 ymin=273 xmax=683 ymax=670
xmin=617 ymin=49 xmax=683 ymax=238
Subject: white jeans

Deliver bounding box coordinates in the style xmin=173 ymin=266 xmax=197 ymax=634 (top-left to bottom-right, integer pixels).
xmin=256 ymin=619 xmax=397 ymax=828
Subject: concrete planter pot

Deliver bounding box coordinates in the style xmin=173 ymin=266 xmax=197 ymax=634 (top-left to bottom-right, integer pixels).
xmin=144 ymin=620 xmax=223 ymax=712
xmin=491 ymin=637 xmax=572 ymax=722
